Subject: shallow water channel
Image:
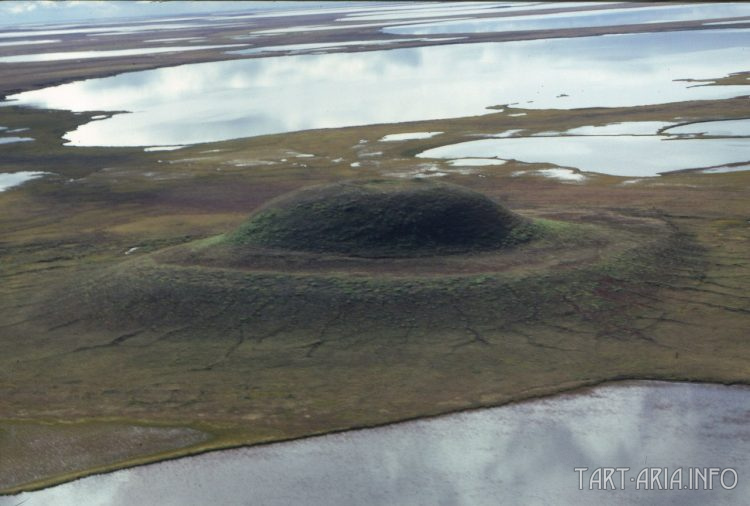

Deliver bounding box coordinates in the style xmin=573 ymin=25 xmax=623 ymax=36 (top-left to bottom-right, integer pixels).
xmin=3 ymin=381 xmax=749 ymax=505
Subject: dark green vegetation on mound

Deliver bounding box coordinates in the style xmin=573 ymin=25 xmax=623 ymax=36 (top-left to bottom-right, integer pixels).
xmin=42 ymin=206 xmax=671 ymax=336
xmin=229 ymin=180 xmax=534 ymax=257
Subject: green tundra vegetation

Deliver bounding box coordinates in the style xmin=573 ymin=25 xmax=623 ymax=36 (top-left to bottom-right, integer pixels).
xmin=1 ymin=92 xmax=749 ymax=493
xmin=228 ymin=180 xmax=534 ymax=257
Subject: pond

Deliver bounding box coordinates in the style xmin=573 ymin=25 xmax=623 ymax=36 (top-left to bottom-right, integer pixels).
xmin=3 ymin=29 xmax=749 ymax=147
xmin=3 ymin=381 xmax=748 ymax=505
xmin=417 ymin=132 xmax=750 ymax=177
xmin=0 ymin=136 xmax=33 ymax=145
xmin=0 ymin=171 xmax=48 ymax=191
xmin=379 ymin=131 xmax=444 ymax=141
xmin=664 ymin=118 xmax=750 ymax=137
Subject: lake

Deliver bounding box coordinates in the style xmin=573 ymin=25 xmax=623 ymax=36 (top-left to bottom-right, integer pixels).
xmin=3 ymin=29 xmax=749 ymax=148
xmin=416 ymin=125 xmax=750 ymax=177
xmin=381 ymin=3 xmax=750 ymax=35
xmin=3 ymin=381 xmax=748 ymax=505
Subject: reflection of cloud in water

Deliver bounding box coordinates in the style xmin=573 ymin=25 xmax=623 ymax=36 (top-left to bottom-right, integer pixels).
xmin=0 ymin=45 xmax=244 ymax=63
xmin=0 ymin=136 xmax=33 ymax=145
xmin=5 ymin=30 xmax=750 ymax=147
xmin=0 ymin=171 xmax=47 ymax=191
xmin=382 ymin=3 xmax=750 ymax=35
xmin=0 ymin=23 xmax=225 ymax=39
xmin=0 ymin=39 xmax=59 ymax=47
xmin=702 ymin=164 xmax=750 ymax=174
xmin=419 ymin=135 xmax=750 ymax=177
xmin=227 ymin=38 xmax=450 ymax=55
xmin=565 ymin=121 xmax=672 ymax=136
xmin=446 ymin=158 xmax=505 ymax=166
xmin=6 ymin=382 xmax=750 ymax=506
xmin=341 ymin=2 xmax=626 ymax=23
xmin=665 ymin=119 xmax=750 ymax=137
xmin=422 ymin=119 xmax=750 ymax=177
xmin=380 ymin=131 xmax=443 ymax=141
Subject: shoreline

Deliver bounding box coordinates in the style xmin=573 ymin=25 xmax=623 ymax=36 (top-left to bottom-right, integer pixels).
xmin=4 ymin=375 xmax=750 ymax=496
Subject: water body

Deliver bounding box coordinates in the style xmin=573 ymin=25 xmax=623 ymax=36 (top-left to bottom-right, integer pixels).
xmin=0 ymin=23 xmax=219 ymax=39
xmin=4 ymin=28 xmax=749 ymax=147
xmin=0 ymin=136 xmax=33 ymax=145
xmin=382 ymin=3 xmax=750 ymax=35
xmin=335 ymin=3 xmax=525 ymax=22
xmin=229 ymin=39 xmax=434 ymax=55
xmin=144 ymin=37 xmax=206 ymax=43
xmin=513 ymin=168 xmax=587 ymax=182
xmin=3 ymin=381 xmax=748 ymax=505
xmin=664 ymin=118 xmax=750 ymax=137
xmin=0 ymin=45 xmax=244 ymax=63
xmin=380 ymin=131 xmax=444 ymax=141
xmin=702 ymin=163 xmax=750 ymax=174
xmin=143 ymin=145 xmax=184 ymax=152
xmin=340 ymin=2 xmax=615 ymax=23
xmin=446 ymin=158 xmax=506 ymax=166
xmin=564 ymin=121 xmax=673 ymax=136
xmin=247 ymin=19 xmax=463 ymax=35
xmin=419 ymin=120 xmax=750 ymax=177
xmin=418 ymin=135 xmax=750 ymax=177
xmin=0 ymin=39 xmax=58 ymax=47
xmin=0 ymin=171 xmax=47 ymax=191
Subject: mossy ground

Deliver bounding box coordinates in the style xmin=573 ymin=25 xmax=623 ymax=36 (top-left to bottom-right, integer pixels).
xmin=227 ymin=180 xmax=532 ymax=257
xmin=1 ymin=91 xmax=750 ymax=494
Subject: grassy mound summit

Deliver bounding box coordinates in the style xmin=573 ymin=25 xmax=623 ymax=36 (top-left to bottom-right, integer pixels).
xmin=229 ymin=180 xmax=533 ymax=257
